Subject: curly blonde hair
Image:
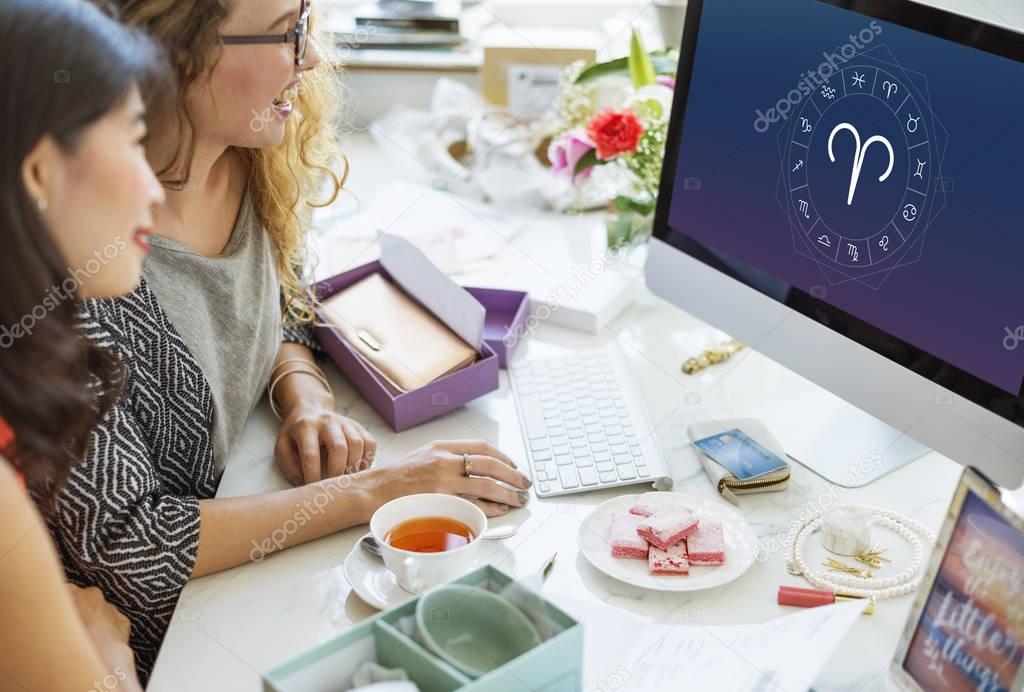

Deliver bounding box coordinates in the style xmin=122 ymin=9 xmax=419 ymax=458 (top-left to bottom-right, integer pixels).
xmin=106 ymin=0 xmax=346 ymax=327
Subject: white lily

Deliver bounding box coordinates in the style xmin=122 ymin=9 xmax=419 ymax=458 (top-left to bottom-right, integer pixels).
xmin=626 ymin=84 xmax=674 ymax=120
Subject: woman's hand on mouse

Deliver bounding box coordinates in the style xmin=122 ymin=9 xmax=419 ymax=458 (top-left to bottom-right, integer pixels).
xmin=365 ymin=440 xmax=531 ymax=517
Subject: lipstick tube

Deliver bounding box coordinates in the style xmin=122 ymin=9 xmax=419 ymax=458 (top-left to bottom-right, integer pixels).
xmin=777 ymin=585 xmax=875 ymax=615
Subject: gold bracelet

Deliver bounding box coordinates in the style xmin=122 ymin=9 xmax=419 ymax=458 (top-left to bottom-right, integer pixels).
xmin=271 ymin=357 xmax=320 ymax=378
xmin=681 ymin=339 xmax=745 ymax=375
xmin=270 ymin=358 xmax=329 ymax=393
xmin=268 ymin=366 xmax=332 ymax=420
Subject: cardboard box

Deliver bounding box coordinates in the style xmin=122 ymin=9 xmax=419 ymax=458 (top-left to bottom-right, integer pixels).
xmin=480 ymin=26 xmax=596 ymax=115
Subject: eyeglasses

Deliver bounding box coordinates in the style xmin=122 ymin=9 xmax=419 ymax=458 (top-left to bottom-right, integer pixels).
xmin=221 ymin=0 xmax=311 ymax=67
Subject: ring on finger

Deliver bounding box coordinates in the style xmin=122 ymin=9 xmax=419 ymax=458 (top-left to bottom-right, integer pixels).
xmin=462 ymin=453 xmax=473 ymax=477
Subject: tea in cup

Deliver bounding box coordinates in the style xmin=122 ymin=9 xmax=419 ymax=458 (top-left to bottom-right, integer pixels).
xmin=369 ymin=494 xmax=487 ymax=593
xmin=385 ymin=516 xmax=475 ymax=553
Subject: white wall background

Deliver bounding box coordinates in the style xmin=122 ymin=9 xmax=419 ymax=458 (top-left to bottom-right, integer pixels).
xmin=919 ymin=0 xmax=1023 ymax=29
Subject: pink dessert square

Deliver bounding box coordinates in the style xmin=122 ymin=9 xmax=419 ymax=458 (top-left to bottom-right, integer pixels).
xmin=637 ymin=509 xmax=700 ymax=550
xmin=628 ymin=492 xmax=681 ymax=517
xmin=686 ymin=520 xmax=726 ymax=565
xmin=609 ymin=513 xmax=649 ymax=559
xmin=649 ymin=543 xmax=690 ymax=575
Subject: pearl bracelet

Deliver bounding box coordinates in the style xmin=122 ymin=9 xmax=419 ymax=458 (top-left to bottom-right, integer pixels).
xmin=784 ymin=505 xmax=936 ymax=600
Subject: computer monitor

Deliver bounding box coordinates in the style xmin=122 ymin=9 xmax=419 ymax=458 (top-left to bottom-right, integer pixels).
xmin=645 ymin=0 xmax=1024 ymax=488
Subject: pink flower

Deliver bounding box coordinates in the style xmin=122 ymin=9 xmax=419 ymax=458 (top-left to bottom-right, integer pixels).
xmin=656 ymin=75 xmax=676 ymax=90
xmin=586 ymin=108 xmax=644 ymax=161
xmin=548 ymin=129 xmax=596 ymax=182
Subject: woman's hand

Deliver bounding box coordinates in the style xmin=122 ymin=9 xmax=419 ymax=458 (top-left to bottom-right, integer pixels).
xmin=67 ymin=585 xmax=138 ymax=682
xmin=275 ymin=402 xmax=378 ymax=485
xmin=373 ymin=439 xmax=532 ymax=517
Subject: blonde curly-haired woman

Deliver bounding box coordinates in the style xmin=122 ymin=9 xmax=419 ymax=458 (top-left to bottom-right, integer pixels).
xmin=41 ymin=0 xmax=531 ymax=680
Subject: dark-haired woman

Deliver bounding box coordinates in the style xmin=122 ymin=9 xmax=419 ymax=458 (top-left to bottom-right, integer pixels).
xmin=0 ymin=0 xmax=165 ymax=689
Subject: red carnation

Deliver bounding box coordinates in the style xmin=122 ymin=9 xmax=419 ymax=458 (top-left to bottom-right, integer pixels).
xmin=586 ymin=108 xmax=643 ymax=161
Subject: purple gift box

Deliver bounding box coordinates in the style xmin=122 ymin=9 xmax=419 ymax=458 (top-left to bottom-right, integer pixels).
xmin=313 ymin=238 xmax=529 ymax=431
xmin=464 ymin=286 xmax=530 ymax=369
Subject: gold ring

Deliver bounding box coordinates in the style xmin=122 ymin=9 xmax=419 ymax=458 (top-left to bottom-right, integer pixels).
xmin=462 ymin=453 xmax=472 ymax=477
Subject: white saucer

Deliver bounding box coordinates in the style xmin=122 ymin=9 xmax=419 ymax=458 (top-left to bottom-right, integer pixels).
xmin=578 ymin=492 xmax=757 ymax=592
xmin=343 ymin=533 xmax=519 ymax=610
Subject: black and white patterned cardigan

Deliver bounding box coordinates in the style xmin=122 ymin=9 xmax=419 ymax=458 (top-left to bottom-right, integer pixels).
xmin=42 ymin=277 xmax=317 ymax=683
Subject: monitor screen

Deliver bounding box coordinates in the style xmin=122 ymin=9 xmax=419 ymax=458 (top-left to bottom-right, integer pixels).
xmin=656 ymin=0 xmax=1024 ymax=409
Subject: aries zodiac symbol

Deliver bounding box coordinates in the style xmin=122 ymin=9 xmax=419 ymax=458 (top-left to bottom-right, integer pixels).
xmin=828 ymin=123 xmax=895 ymax=206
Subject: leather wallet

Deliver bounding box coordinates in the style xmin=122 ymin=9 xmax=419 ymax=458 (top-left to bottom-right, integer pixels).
xmin=686 ymin=417 xmax=791 ymax=505
xmin=319 ymin=273 xmax=478 ymax=393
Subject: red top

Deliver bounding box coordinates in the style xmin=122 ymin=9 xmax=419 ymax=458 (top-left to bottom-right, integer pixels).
xmin=0 ymin=417 xmax=22 ymax=487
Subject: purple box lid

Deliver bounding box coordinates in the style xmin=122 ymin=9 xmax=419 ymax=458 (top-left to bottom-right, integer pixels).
xmin=464 ymin=286 xmax=531 ymax=369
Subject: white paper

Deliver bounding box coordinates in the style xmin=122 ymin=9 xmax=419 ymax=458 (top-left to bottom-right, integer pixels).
xmin=378 ymin=233 xmax=485 ymax=351
xmin=313 ymin=181 xmax=529 ymax=274
xmin=619 ymin=601 xmax=865 ymax=692
xmin=555 ymin=596 xmax=864 ymax=692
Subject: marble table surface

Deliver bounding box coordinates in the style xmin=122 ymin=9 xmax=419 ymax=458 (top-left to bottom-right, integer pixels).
xmin=146 ymin=132 xmax=972 ymax=691
xmin=147 ymin=276 xmax=965 ymax=692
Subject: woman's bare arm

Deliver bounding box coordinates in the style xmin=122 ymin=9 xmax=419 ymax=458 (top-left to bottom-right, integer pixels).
xmin=191 ymin=440 xmax=531 ymax=577
xmin=0 ymin=460 xmax=142 ymax=692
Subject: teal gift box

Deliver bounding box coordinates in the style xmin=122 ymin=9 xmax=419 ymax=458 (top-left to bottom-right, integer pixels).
xmin=262 ymin=565 xmax=582 ymax=692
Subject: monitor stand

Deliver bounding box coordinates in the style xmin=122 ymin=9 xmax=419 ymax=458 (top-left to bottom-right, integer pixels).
xmin=755 ymin=388 xmax=930 ymax=488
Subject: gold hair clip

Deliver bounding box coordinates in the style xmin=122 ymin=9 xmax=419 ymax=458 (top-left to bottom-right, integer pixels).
xmin=824 ymin=557 xmax=874 ymax=579
xmin=682 ymin=339 xmax=745 ymax=375
xmin=854 ymin=546 xmax=891 ymax=569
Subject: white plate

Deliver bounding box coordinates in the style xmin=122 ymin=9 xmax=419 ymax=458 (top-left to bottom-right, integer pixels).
xmin=343 ymin=533 xmax=519 ymax=610
xmin=578 ymin=492 xmax=757 ymax=592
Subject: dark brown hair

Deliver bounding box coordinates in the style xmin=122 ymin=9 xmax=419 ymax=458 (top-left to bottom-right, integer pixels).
xmin=0 ymin=0 xmax=167 ymax=489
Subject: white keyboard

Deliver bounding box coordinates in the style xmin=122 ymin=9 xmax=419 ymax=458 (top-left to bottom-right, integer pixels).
xmin=509 ymin=345 xmax=673 ymax=498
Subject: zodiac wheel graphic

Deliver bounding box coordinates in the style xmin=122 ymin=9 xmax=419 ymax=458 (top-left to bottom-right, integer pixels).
xmin=776 ymin=48 xmax=949 ymax=289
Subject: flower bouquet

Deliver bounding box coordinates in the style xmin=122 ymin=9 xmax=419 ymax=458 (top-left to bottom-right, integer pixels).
xmin=546 ymin=28 xmax=678 ymax=250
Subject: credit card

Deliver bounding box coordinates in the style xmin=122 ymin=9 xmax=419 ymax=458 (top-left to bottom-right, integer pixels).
xmin=692 ymin=428 xmax=788 ymax=480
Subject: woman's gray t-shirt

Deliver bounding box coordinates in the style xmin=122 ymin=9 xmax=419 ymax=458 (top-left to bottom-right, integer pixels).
xmin=143 ymin=186 xmax=281 ymax=472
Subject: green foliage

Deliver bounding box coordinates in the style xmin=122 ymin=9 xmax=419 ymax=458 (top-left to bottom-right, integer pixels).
xmin=574 ymin=52 xmax=677 ymax=85
xmin=629 ymin=27 xmax=656 ymax=88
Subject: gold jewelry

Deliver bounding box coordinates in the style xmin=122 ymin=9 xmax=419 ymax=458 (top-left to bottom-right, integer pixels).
xmin=271 ymin=357 xmax=320 ymax=377
xmin=462 ymin=453 xmax=472 ymax=477
xmin=824 ymin=557 xmax=874 ymax=579
xmin=268 ymin=365 xmax=332 ymax=420
xmin=854 ymin=546 xmax=892 ymax=569
xmin=682 ymin=339 xmax=744 ymax=375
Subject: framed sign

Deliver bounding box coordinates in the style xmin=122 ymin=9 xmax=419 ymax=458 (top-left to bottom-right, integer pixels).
xmin=892 ymin=467 xmax=1024 ymax=691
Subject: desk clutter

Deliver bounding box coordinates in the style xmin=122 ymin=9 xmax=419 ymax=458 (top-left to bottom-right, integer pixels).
xmin=784 ymin=504 xmax=937 ymax=601
xmin=275 ymin=496 xmax=868 ymax=692
xmin=272 ymin=468 xmax=1022 ymax=692
xmin=301 ymin=236 xmax=1015 ymax=691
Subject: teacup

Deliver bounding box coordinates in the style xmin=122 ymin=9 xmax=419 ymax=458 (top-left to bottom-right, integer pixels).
xmin=369 ymin=494 xmax=487 ymax=594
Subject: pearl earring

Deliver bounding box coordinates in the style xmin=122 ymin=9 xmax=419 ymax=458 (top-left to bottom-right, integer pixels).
xmin=37 ymin=197 xmax=48 ymax=212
